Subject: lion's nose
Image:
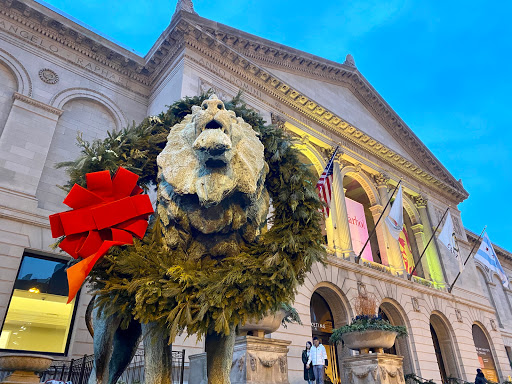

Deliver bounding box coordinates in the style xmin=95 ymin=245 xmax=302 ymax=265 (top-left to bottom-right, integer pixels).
xmin=193 ymin=129 xmax=232 ymax=155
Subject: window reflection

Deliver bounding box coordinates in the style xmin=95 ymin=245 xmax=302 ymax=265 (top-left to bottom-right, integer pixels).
xmin=0 ymin=254 xmax=77 ymax=354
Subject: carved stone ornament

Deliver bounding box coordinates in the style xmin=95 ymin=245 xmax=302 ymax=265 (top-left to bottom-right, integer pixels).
xmin=414 ymin=195 xmax=428 ymax=208
xmin=258 ymin=356 xmax=278 ymax=368
xmin=411 ymin=297 xmax=420 ymax=312
xmin=344 ymin=53 xmax=356 ymax=67
xmin=38 ymin=68 xmax=59 ymax=84
xmin=455 ymin=309 xmax=463 ymax=323
xmin=278 ymin=356 xmax=286 ymax=373
xmin=357 ymin=281 xmax=367 ymax=298
xmin=237 ymin=355 xmax=245 ymax=371
xmin=490 ymin=319 xmax=497 ymax=331
xmin=270 ymin=113 xmax=286 ymax=130
xmin=249 ymin=353 xmax=257 ymax=371
xmin=374 ymin=172 xmax=390 ymax=187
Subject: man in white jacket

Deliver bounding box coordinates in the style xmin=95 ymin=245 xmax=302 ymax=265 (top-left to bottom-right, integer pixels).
xmin=306 ymin=336 xmax=328 ymax=384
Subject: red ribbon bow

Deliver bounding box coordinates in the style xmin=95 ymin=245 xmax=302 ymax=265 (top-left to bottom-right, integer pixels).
xmin=49 ymin=167 xmax=154 ymax=303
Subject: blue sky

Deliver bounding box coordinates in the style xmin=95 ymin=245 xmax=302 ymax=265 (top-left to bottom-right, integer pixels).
xmin=40 ymin=0 xmax=512 ymax=250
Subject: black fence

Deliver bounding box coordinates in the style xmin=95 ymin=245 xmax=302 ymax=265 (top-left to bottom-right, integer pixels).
xmin=0 ymin=349 xmax=185 ymax=384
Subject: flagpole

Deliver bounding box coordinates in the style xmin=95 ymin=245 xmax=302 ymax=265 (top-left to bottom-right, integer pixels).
xmin=448 ymin=226 xmax=487 ymax=293
xmin=356 ymin=180 xmax=402 ymax=264
xmin=408 ymin=207 xmax=449 ymax=280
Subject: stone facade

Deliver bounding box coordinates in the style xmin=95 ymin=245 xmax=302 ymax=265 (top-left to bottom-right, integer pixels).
xmin=0 ymin=1 xmax=511 ymax=383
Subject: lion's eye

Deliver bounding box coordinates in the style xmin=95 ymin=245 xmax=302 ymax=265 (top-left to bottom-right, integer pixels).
xmin=202 ymin=104 xmax=207 ymax=110
xmin=217 ymin=103 xmax=223 ymax=110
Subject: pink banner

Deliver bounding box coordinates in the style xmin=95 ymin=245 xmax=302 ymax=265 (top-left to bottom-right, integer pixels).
xmin=345 ymin=197 xmax=373 ymax=262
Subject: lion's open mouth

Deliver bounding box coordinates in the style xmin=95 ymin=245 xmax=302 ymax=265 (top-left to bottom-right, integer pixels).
xmin=205 ymin=120 xmax=223 ymax=130
xmin=205 ymin=158 xmax=227 ymax=168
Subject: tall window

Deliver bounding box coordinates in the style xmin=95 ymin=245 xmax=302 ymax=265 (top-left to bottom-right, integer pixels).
xmin=0 ymin=253 xmax=78 ymax=354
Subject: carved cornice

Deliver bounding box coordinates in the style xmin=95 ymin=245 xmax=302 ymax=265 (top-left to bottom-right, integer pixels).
xmin=190 ymin=16 xmax=468 ymax=200
xmin=13 ymin=92 xmax=63 ymax=115
xmin=1 ymin=3 xmax=468 ymax=203
xmin=178 ymin=19 xmax=468 ymax=203
xmin=0 ymin=0 xmax=150 ymax=83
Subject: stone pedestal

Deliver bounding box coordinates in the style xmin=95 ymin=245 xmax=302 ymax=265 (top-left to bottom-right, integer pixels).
xmin=342 ymin=353 xmax=405 ymax=384
xmin=0 ymin=354 xmax=52 ymax=384
xmin=230 ymin=336 xmax=291 ymax=384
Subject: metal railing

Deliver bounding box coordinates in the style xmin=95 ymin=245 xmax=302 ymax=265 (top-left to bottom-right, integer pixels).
xmin=0 ymin=349 xmax=185 ymax=384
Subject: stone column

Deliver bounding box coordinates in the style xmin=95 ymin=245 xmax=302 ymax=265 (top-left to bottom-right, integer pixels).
xmin=0 ymin=93 xmax=63 ymax=196
xmin=373 ymin=173 xmax=404 ymax=274
xmin=414 ymin=195 xmax=445 ymax=285
xmin=325 ymin=213 xmax=335 ymax=252
xmin=411 ymin=223 xmax=431 ymax=280
xmin=332 ymin=157 xmax=354 ymax=259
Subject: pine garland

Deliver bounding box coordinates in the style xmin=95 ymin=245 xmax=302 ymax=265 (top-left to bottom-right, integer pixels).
xmin=59 ymin=92 xmax=326 ymax=340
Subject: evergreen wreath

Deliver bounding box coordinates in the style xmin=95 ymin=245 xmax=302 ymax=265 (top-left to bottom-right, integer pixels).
xmin=58 ymin=92 xmax=326 ymax=340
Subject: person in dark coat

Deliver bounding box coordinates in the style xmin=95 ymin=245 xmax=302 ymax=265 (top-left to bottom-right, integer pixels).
xmin=302 ymin=341 xmax=315 ymax=384
xmin=475 ymin=369 xmax=487 ymax=384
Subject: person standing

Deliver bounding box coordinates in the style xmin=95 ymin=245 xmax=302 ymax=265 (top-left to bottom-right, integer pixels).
xmin=306 ymin=337 xmax=328 ymax=384
xmin=475 ymin=369 xmax=487 ymax=384
xmin=302 ymin=341 xmax=315 ymax=384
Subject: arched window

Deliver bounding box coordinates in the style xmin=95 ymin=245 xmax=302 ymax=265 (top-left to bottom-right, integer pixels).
xmin=379 ymin=301 xmax=415 ymax=374
xmin=0 ymin=60 xmax=17 ymax=136
xmin=36 ymin=98 xmax=117 ymax=212
xmin=472 ymin=324 xmax=499 ymax=382
xmin=310 ymin=287 xmax=350 ymax=384
xmin=343 ymin=175 xmax=381 ymax=264
xmin=430 ymin=313 xmax=460 ymax=381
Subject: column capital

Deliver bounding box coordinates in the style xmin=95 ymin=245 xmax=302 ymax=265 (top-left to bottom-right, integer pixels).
xmin=414 ymin=195 xmax=428 ymax=208
xmin=369 ymin=204 xmax=384 ymax=216
xmin=373 ymin=172 xmax=389 ymax=187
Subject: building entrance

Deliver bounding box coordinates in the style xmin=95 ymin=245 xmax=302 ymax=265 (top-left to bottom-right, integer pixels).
xmin=310 ymin=292 xmax=341 ymax=384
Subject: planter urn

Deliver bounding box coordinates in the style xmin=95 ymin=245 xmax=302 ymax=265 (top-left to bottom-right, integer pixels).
xmin=0 ymin=354 xmax=53 ymax=384
xmin=341 ymin=329 xmax=398 ymax=354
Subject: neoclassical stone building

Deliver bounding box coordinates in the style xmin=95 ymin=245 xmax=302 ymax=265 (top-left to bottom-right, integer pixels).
xmin=0 ymin=0 xmax=511 ymax=383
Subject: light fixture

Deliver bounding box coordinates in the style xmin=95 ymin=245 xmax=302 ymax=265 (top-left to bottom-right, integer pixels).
xmin=28 ymin=287 xmax=40 ymax=294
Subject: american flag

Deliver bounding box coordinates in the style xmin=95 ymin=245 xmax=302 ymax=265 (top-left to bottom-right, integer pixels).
xmin=316 ymin=146 xmax=339 ymax=217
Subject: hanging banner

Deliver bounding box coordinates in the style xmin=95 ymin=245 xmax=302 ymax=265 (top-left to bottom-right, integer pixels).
xmin=399 ymin=226 xmax=416 ymax=275
xmin=345 ymin=197 xmax=373 ymax=262
xmin=472 ymin=325 xmax=499 ymax=383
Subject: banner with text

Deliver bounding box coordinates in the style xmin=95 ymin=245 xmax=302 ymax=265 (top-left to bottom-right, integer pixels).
xmin=345 ymin=197 xmax=373 ymax=262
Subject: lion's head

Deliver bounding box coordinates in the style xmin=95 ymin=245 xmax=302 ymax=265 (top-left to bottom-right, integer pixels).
xmin=156 ymin=95 xmax=269 ymax=259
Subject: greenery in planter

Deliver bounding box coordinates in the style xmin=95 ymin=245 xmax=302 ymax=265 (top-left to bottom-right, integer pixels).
xmin=330 ymin=292 xmax=407 ymax=344
xmin=330 ymin=314 xmax=408 ymax=343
